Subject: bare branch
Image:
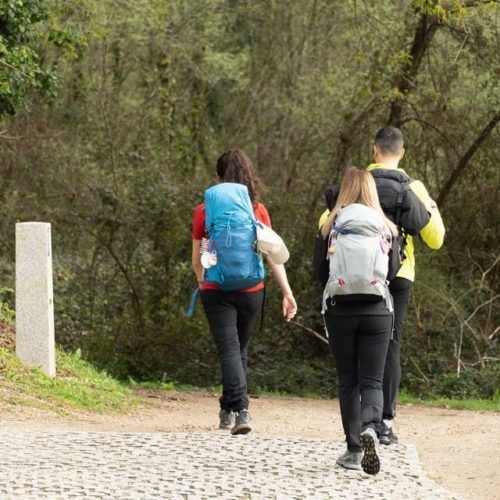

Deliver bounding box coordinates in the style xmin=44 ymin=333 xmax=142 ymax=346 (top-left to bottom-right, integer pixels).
xmin=0 ymin=130 xmax=22 ymax=140
xmin=462 ymin=0 xmax=498 ymax=8
xmin=409 ymin=356 xmax=431 ymax=385
xmin=290 ymin=319 xmax=329 ymax=345
xmin=480 ymin=254 xmax=500 ymax=286
xmin=401 ymin=114 xmax=460 ymax=158
xmin=468 ymin=356 xmax=500 ymax=367
xmin=463 ymin=294 xmax=500 ymax=328
xmin=437 ymin=111 xmax=500 ymax=206
xmin=488 ymin=327 xmax=499 ymax=340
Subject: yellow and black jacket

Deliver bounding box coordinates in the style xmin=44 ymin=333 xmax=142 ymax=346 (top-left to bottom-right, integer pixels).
xmin=318 ymin=164 xmax=445 ymax=282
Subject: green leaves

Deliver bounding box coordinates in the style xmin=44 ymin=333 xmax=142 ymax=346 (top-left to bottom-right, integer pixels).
xmin=0 ymin=0 xmax=497 ymax=398
xmin=0 ymin=0 xmax=48 ymax=114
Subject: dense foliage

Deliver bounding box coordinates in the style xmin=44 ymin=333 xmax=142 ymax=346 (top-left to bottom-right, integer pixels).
xmin=0 ymin=0 xmax=52 ymax=114
xmin=0 ymin=0 xmax=498 ymax=399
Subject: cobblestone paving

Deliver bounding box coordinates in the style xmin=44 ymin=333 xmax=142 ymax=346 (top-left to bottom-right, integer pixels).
xmin=0 ymin=430 xmax=460 ymax=499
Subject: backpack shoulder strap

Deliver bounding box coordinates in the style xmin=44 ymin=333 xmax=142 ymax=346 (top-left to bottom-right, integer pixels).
xmin=370 ymin=169 xmax=412 ymax=228
xmin=395 ymin=181 xmax=409 ymax=227
xmin=325 ymin=185 xmax=340 ymax=211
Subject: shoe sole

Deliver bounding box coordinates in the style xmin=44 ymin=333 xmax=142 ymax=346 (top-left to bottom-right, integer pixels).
xmin=379 ymin=438 xmax=398 ymax=446
xmin=378 ymin=436 xmax=391 ymax=446
xmin=378 ymin=434 xmax=398 ymax=446
xmin=360 ymin=433 xmax=380 ymax=475
xmin=231 ymin=424 xmax=252 ymax=435
xmin=219 ymin=424 xmax=233 ymax=430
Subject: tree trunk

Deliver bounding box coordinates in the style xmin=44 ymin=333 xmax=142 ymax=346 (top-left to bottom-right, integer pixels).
xmin=388 ymin=11 xmax=439 ymax=126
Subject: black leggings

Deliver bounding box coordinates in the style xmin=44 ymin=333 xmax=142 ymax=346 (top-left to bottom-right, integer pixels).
xmin=201 ymin=289 xmax=264 ymax=412
xmin=325 ymin=313 xmax=392 ymax=452
xmin=383 ymin=277 xmax=413 ymax=420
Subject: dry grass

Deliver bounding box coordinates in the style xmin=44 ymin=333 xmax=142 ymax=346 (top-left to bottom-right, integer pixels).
xmin=0 ymin=320 xmax=15 ymax=351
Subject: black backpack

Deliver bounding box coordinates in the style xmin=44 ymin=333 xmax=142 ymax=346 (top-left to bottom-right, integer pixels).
xmin=369 ymin=169 xmax=414 ymax=281
xmin=314 ymin=171 xmax=412 ymax=285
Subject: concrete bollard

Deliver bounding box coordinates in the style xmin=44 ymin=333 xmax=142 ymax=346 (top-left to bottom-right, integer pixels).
xmin=15 ymin=222 xmax=56 ymax=377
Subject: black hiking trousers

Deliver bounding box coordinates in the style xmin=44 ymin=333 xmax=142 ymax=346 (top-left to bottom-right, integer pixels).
xmin=201 ymin=289 xmax=264 ymax=413
xmin=325 ymin=312 xmax=392 ymax=453
xmin=383 ymin=277 xmax=413 ymax=421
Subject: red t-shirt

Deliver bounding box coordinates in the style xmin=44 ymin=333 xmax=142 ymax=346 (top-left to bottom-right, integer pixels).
xmin=192 ymin=202 xmax=271 ymax=292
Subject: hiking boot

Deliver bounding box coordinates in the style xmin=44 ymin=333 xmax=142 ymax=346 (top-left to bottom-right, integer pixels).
xmin=219 ymin=409 xmax=235 ymax=430
xmin=378 ymin=421 xmax=399 ymax=446
xmin=231 ymin=409 xmax=252 ymax=435
xmin=336 ymin=450 xmax=362 ymax=471
xmin=360 ymin=427 xmax=380 ymax=475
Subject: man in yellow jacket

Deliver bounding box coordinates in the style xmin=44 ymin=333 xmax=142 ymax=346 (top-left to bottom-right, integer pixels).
xmin=319 ymin=127 xmax=445 ymax=445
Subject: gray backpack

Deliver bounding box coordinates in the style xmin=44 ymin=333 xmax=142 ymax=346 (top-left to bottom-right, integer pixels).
xmin=322 ymin=203 xmax=393 ymax=313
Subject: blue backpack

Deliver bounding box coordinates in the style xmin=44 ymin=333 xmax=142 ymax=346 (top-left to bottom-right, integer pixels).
xmin=203 ymin=182 xmax=265 ymax=291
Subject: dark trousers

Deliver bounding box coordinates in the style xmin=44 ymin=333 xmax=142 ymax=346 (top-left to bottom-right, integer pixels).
xmin=201 ymin=289 xmax=264 ymax=413
xmin=383 ymin=277 xmax=413 ymax=420
xmin=326 ymin=314 xmax=392 ymax=452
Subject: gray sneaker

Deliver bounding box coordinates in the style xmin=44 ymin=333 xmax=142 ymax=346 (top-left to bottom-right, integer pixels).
xmin=219 ymin=409 xmax=235 ymax=430
xmin=336 ymin=450 xmax=362 ymax=471
xmin=231 ymin=409 xmax=252 ymax=435
xmin=360 ymin=427 xmax=380 ymax=475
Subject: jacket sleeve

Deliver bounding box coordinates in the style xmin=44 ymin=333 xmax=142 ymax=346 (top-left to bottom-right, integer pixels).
xmin=409 ymin=180 xmax=445 ymax=250
xmin=399 ymin=187 xmax=430 ymax=236
xmin=319 ymin=209 xmax=330 ymax=229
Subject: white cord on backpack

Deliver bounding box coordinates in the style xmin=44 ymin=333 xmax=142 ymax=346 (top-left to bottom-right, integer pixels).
xmin=200 ymin=238 xmax=208 ymax=254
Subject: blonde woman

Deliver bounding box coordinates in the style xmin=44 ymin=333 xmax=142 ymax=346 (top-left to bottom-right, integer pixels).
xmin=319 ymin=167 xmax=397 ymax=475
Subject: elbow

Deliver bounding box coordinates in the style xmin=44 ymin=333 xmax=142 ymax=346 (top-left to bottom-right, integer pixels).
xmin=428 ymin=240 xmax=443 ymax=250
xmin=426 ymin=233 xmax=445 ymax=250
xmin=421 ymin=217 xmax=445 ymax=250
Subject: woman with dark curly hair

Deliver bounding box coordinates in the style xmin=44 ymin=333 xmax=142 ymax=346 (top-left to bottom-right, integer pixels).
xmin=192 ymin=149 xmax=297 ymax=434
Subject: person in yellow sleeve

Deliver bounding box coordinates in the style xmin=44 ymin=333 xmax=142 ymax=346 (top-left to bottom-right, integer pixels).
xmin=318 ymin=126 xmax=445 ymax=445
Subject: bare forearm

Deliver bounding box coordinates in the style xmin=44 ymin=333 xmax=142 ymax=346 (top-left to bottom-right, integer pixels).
xmin=192 ymin=262 xmax=204 ymax=283
xmin=266 ymin=259 xmax=293 ymax=296
xmin=266 ymin=257 xmax=297 ymax=320
xmin=191 ymin=239 xmax=204 ymax=284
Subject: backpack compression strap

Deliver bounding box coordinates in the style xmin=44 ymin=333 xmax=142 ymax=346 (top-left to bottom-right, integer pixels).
xmin=332 ymin=226 xmax=364 ymax=236
xmin=187 ymin=288 xmax=200 ymax=317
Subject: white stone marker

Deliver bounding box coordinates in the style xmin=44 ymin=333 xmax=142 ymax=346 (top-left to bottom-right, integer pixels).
xmin=15 ymin=222 xmax=56 ymax=377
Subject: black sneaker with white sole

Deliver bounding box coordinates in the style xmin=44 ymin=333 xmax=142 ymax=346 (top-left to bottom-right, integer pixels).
xmin=360 ymin=427 xmax=380 ymax=475
xmin=231 ymin=409 xmax=252 ymax=435
xmin=378 ymin=421 xmax=398 ymax=445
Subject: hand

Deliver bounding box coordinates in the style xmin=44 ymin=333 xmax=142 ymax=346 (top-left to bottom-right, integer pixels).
xmin=282 ymin=293 xmax=297 ymax=322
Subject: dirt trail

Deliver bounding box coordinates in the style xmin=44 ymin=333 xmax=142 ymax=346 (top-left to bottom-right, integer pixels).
xmin=1 ymin=391 xmax=498 ymax=500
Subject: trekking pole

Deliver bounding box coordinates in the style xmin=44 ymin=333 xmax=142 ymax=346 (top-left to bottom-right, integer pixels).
xmin=289 ymin=319 xmax=329 ymax=346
